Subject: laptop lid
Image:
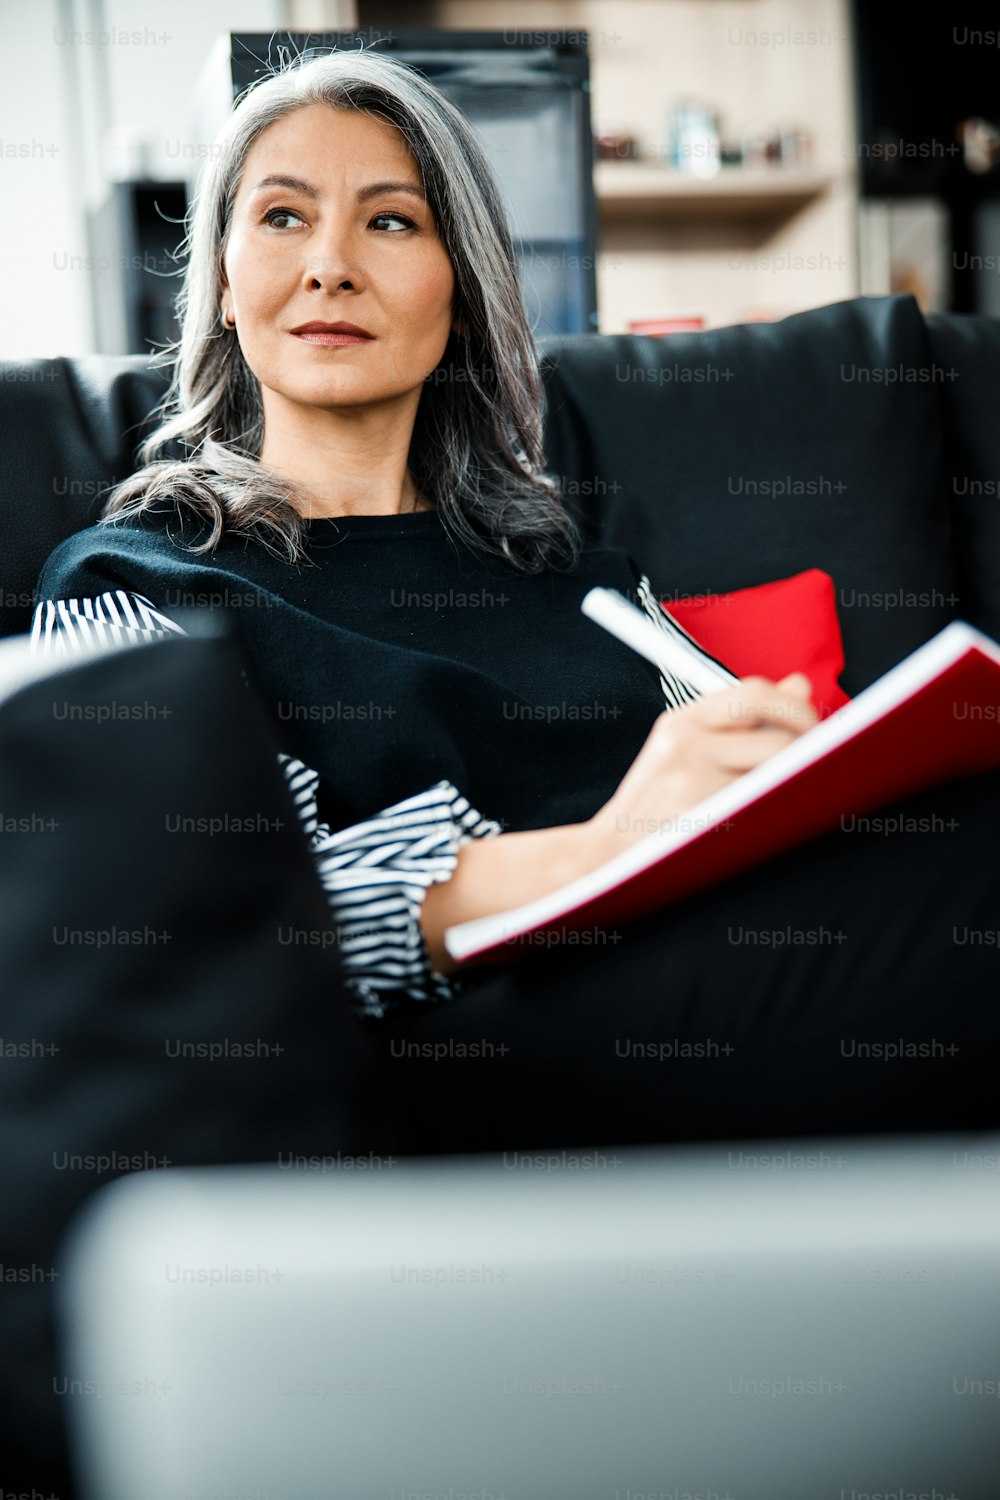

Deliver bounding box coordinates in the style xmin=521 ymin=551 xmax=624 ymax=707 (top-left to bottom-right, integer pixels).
xmin=57 ymin=1132 xmax=1000 ymax=1500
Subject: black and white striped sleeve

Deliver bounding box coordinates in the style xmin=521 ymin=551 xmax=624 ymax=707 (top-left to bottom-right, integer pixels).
xmin=30 ymin=588 xmax=188 ymax=657
xmin=277 ymin=754 xmax=503 ymax=1020
xmin=633 ymin=571 xmax=741 ymax=708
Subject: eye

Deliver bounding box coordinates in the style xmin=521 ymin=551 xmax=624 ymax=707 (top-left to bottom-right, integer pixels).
xmin=370 ymin=212 xmax=416 ymax=232
xmin=262 ymin=207 xmax=303 ymax=230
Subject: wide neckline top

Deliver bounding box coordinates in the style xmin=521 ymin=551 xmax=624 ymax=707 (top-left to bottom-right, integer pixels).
xmin=303 ymin=509 xmax=443 ymax=539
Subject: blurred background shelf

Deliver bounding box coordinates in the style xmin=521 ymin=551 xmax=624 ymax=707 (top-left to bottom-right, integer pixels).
xmin=594 ymin=163 xmax=837 ymax=219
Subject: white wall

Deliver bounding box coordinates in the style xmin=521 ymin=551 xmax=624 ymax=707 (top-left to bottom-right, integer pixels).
xmin=1 ymin=0 xmax=84 ymax=357
xmin=1 ymin=0 xmax=284 ymax=358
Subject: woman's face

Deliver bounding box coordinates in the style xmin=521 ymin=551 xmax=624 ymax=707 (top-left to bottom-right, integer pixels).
xmin=221 ymin=103 xmax=459 ymax=419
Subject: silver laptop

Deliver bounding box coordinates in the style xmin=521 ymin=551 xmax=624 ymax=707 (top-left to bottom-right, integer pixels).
xmin=57 ymin=1132 xmax=1000 ymax=1500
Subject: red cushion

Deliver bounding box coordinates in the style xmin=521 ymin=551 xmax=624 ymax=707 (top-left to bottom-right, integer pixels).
xmin=661 ymin=568 xmax=851 ymax=719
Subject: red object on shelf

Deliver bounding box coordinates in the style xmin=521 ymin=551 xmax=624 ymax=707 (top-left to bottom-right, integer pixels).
xmin=627 ymin=316 xmax=706 ymax=336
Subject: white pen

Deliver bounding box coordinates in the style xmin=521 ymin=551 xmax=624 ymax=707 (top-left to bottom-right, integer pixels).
xmin=580 ymin=586 xmax=735 ymax=696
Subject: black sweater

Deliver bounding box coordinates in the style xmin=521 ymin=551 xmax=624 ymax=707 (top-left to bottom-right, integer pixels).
xmin=35 ymin=507 xmax=725 ymax=835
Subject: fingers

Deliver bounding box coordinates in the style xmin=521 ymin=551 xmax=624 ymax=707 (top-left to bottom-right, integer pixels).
xmin=707 ymin=725 xmax=806 ymax=772
xmin=694 ymin=675 xmax=819 ymax=735
xmin=776 ymin=672 xmax=813 ymax=693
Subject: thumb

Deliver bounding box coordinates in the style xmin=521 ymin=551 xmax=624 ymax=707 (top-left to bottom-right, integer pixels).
xmin=776 ymin=671 xmax=812 ymax=692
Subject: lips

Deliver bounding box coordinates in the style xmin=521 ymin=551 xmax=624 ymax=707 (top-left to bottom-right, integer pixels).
xmin=290 ymin=320 xmax=375 ymax=342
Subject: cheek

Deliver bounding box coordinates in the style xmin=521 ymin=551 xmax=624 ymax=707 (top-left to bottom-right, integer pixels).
xmin=400 ymin=256 xmax=455 ymax=339
xmin=221 ymin=231 xmax=244 ymax=290
xmin=224 ymin=234 xmax=281 ymax=309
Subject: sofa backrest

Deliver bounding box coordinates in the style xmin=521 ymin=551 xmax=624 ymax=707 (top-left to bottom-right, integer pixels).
xmin=539 ymin=293 xmax=974 ymax=695
xmin=3 ymin=294 xmax=996 ymax=693
xmin=3 ymin=352 xmax=169 ymax=640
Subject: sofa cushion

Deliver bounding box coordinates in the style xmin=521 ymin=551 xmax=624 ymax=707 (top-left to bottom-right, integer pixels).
xmin=539 ymin=293 xmax=960 ymax=696
xmin=0 ymin=617 xmax=386 ymax=1495
xmin=662 ymin=567 xmax=851 ymax=719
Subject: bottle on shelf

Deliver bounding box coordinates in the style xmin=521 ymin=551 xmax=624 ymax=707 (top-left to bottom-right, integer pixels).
xmin=668 ymin=98 xmax=721 ymax=179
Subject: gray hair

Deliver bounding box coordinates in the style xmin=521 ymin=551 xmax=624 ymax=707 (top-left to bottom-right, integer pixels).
xmin=100 ymin=46 xmax=582 ymax=574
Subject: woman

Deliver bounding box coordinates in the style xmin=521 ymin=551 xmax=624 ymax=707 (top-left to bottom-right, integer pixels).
xmin=32 ymin=49 xmax=1000 ymax=1151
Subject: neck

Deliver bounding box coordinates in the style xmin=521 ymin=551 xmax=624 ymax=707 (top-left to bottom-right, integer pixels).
xmin=258 ymin=390 xmax=428 ymax=518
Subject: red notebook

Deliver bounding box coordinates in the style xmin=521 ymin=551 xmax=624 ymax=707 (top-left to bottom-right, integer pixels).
xmin=444 ymin=620 xmax=1000 ymax=966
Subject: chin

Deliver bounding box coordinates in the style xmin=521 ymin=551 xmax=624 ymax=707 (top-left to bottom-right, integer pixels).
xmin=286 ymin=379 xmax=379 ymax=408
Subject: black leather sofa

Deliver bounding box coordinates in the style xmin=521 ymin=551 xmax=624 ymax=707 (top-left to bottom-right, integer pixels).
xmin=2 ymin=291 xmax=1000 ymax=1494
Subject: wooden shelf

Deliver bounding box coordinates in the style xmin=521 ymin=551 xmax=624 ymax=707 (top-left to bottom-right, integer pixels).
xmin=594 ymin=161 xmax=837 ymax=219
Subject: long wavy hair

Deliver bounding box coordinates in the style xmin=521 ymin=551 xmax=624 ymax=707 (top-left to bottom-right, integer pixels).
xmin=99 ymin=46 xmax=582 ymax=574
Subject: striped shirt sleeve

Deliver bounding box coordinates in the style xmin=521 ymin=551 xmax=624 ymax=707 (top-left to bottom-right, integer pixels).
xmin=30 ymin=588 xmax=188 ymax=657
xmin=633 ymin=571 xmax=741 ymax=705
xmin=276 ymin=755 xmax=503 ymax=1020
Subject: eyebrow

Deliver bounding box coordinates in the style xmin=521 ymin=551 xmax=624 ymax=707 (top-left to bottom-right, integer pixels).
xmin=248 ymin=174 xmax=426 ymax=203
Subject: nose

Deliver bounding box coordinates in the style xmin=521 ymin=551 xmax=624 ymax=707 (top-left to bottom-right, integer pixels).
xmin=300 ymin=214 xmax=366 ymax=295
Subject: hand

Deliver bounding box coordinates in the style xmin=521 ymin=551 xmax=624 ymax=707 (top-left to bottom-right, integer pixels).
xmin=579 ymin=673 xmax=820 ymax=867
